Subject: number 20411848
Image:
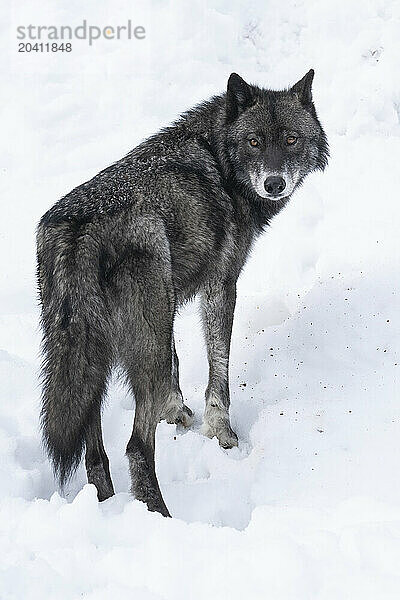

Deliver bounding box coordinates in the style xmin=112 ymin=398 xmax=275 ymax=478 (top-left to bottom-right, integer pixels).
xmin=18 ymin=42 xmax=72 ymax=52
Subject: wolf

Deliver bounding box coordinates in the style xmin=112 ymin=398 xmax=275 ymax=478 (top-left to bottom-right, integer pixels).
xmin=37 ymin=70 xmax=328 ymax=516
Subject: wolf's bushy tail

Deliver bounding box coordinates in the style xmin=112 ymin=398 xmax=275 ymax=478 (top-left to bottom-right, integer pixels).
xmin=37 ymin=220 xmax=112 ymax=486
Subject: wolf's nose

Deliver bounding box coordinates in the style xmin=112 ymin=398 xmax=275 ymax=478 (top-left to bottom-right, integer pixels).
xmin=264 ymin=176 xmax=286 ymax=196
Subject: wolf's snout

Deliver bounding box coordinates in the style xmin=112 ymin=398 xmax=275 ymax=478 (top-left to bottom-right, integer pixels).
xmin=264 ymin=176 xmax=286 ymax=196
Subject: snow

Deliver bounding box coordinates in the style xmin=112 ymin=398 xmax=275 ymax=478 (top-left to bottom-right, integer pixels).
xmin=1 ymin=0 xmax=400 ymax=597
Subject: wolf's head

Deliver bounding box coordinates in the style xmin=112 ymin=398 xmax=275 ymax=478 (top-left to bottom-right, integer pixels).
xmin=224 ymin=71 xmax=328 ymax=203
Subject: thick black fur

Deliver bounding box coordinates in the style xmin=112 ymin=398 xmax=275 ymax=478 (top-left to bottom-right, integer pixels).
xmin=37 ymin=71 xmax=328 ymax=516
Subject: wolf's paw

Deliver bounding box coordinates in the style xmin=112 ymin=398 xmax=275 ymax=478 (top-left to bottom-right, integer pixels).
xmin=217 ymin=424 xmax=238 ymax=449
xmin=163 ymin=394 xmax=194 ymax=428
xmin=202 ymin=419 xmax=238 ymax=449
xmin=175 ymin=403 xmax=194 ymax=428
xmin=87 ymin=464 xmax=115 ymax=502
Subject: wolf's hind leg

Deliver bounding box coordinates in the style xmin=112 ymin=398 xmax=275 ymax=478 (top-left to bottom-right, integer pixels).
xmin=116 ymin=235 xmax=176 ymax=516
xmin=126 ymin=390 xmax=171 ymax=517
xmin=85 ymin=409 xmax=114 ymax=501
xmin=124 ymin=349 xmax=173 ymax=517
xmin=161 ymin=337 xmax=194 ymax=428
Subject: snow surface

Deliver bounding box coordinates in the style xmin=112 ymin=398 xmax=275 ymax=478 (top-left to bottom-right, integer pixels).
xmin=1 ymin=0 xmax=400 ymax=597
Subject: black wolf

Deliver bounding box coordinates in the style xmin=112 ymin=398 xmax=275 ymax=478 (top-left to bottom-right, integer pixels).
xmin=37 ymin=70 xmax=328 ymax=516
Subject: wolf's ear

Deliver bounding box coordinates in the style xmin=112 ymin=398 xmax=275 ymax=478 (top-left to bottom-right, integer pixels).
xmin=226 ymin=73 xmax=254 ymax=121
xmin=291 ymin=69 xmax=314 ymax=106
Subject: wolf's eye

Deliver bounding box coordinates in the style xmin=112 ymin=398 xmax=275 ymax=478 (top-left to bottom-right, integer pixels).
xmin=249 ymin=138 xmax=259 ymax=148
xmin=286 ymin=135 xmax=298 ymax=146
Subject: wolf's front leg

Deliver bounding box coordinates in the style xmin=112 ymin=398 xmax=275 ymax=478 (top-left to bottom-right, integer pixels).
xmin=200 ymin=279 xmax=238 ymax=448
